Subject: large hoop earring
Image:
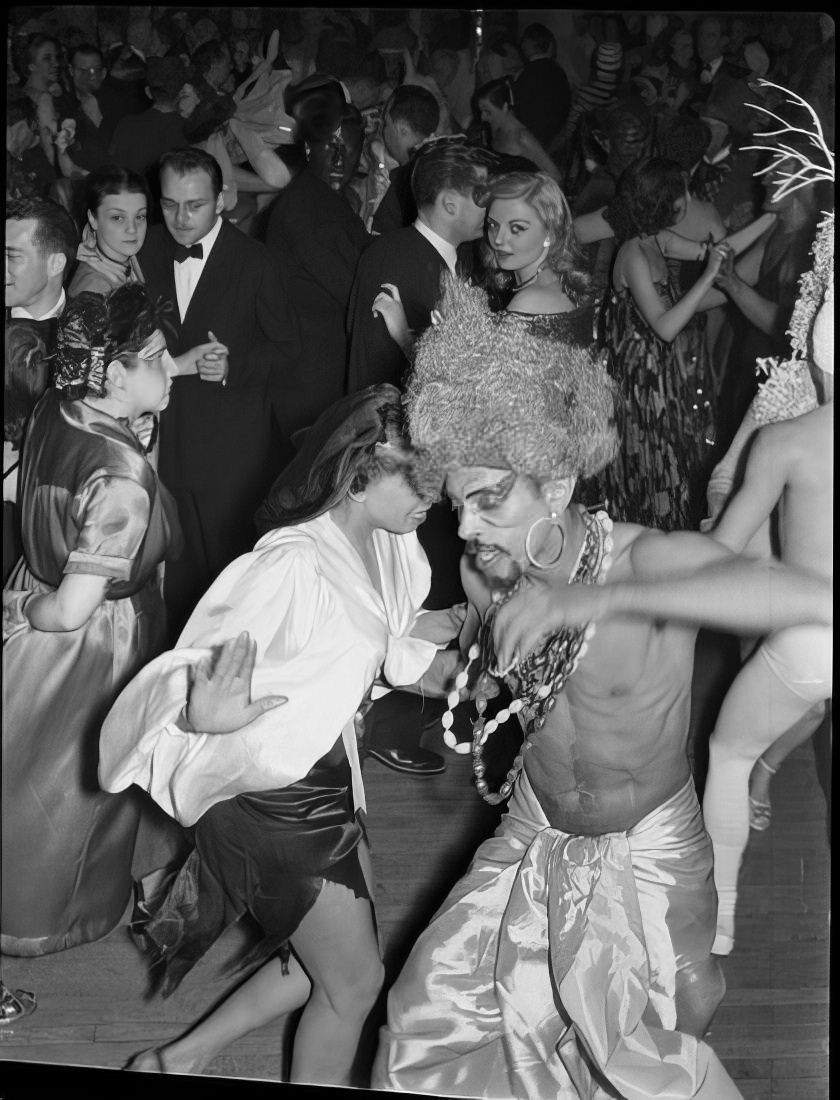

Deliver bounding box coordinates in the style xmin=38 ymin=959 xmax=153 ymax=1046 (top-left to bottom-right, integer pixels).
xmin=524 ymin=513 xmax=565 ymax=570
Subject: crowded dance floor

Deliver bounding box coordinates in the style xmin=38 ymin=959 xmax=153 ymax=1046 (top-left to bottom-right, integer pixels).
xmin=3 ymin=7 xmax=832 ymax=1099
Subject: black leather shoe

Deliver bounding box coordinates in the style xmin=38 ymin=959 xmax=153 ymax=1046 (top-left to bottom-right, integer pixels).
xmin=366 ymin=746 xmax=446 ymax=775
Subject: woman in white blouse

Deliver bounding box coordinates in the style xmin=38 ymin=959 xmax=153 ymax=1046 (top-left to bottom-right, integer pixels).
xmin=101 ymin=384 xmax=463 ymax=1085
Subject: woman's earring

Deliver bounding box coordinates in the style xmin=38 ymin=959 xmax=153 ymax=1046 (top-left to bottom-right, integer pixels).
xmin=524 ymin=512 xmax=565 ymax=570
xmin=543 ymin=238 xmax=550 ymax=248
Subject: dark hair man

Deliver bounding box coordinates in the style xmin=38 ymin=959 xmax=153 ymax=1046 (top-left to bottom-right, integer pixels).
xmin=136 ymin=148 xmax=301 ymax=636
xmin=370 ymin=84 xmax=441 ymax=236
xmin=513 ymin=22 xmax=572 ymax=148
xmin=5 ymin=196 xmax=79 ymax=578
xmin=346 ymin=136 xmax=496 ymax=776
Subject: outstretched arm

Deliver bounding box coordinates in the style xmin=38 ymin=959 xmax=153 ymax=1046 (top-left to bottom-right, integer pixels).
xmin=493 ymin=531 xmax=830 ymax=667
xmin=660 ymin=213 xmax=777 ymax=261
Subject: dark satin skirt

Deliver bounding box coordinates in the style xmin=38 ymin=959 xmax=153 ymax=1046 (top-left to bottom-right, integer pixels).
xmin=139 ymin=734 xmax=370 ymax=996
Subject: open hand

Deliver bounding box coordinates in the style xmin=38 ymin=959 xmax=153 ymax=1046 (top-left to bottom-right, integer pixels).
xmin=372 ymin=283 xmax=412 ymax=352
xmin=492 ymin=576 xmax=609 ymax=671
xmin=185 ymin=631 xmax=287 ymax=734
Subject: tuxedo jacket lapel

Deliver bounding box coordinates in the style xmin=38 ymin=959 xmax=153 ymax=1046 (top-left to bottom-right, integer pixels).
xmin=181 ymin=222 xmax=232 ymax=327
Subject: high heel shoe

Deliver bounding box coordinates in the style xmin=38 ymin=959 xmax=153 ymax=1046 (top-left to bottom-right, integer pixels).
xmin=0 ymin=982 xmax=36 ymax=1024
xmin=749 ymin=758 xmax=777 ymax=831
xmin=749 ymin=796 xmax=773 ymax=831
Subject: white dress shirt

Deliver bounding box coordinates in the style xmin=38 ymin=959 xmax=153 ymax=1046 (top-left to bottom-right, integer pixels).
xmin=700 ymin=55 xmax=724 ymax=84
xmin=413 ymin=218 xmax=459 ymax=275
xmin=10 ymin=289 xmax=66 ymax=321
xmin=174 ymin=215 xmax=224 ymax=321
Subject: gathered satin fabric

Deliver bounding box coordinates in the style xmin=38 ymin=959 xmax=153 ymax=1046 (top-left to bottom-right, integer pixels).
xmin=99 ymin=511 xmax=437 ymax=825
xmin=1 ymin=392 xmax=180 ymax=955
xmin=141 ymin=734 xmax=372 ymax=996
xmin=374 ymin=769 xmax=729 ymax=1100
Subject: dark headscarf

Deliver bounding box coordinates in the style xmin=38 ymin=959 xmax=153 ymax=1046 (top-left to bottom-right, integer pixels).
xmin=255 ymin=384 xmax=416 ymax=534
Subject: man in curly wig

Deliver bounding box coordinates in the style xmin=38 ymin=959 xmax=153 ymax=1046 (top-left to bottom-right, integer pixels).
xmin=373 ymin=276 xmax=828 ymax=1099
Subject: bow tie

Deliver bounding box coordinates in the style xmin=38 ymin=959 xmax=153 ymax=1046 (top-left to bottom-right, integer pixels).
xmin=174 ymin=242 xmax=204 ymax=263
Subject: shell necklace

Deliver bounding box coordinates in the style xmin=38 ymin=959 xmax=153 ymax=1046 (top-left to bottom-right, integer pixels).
xmin=442 ymin=508 xmax=614 ymax=804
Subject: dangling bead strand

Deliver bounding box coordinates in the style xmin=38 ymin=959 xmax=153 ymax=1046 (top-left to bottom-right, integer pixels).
xmin=441 ymin=643 xmax=479 ymax=753
xmin=465 ymin=509 xmax=613 ymax=804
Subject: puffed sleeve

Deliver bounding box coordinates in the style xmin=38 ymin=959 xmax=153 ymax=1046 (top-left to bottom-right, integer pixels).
xmin=66 ymin=475 xmax=151 ymax=580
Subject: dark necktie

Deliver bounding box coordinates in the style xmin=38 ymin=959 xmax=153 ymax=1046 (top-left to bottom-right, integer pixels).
xmin=174 ymin=242 xmax=204 ymax=264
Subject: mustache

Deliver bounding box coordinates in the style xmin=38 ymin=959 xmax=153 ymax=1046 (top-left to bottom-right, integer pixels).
xmin=466 ymin=538 xmax=503 ymax=556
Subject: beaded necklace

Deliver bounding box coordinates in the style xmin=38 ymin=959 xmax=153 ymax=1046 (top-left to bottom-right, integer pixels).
xmin=442 ymin=509 xmax=614 ymax=804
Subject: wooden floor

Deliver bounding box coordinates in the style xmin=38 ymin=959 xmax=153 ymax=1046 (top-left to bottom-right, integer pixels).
xmin=1 ymin=696 xmax=830 ymax=1099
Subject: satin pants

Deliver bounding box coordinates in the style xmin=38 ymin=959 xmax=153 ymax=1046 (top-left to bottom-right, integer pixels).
xmin=374 ymin=770 xmax=739 ymax=1099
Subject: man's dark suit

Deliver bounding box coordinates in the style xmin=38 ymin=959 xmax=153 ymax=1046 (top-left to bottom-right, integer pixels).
xmin=346 ymin=225 xmax=450 ymax=394
xmin=693 ymin=59 xmax=752 ymax=107
xmin=513 ymin=58 xmax=572 ymax=148
xmin=345 ymin=224 xmax=471 ymax=768
xmin=138 ymin=220 xmax=300 ymax=636
xmin=265 ymin=169 xmax=371 ymax=435
xmin=370 ymin=162 xmax=416 ymax=237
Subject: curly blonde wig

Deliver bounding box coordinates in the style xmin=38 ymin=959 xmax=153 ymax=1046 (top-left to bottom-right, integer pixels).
xmin=407 ymin=274 xmax=618 ymax=484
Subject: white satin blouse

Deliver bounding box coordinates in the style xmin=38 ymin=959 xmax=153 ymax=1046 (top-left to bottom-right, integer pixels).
xmin=99 ymin=512 xmax=437 ymax=825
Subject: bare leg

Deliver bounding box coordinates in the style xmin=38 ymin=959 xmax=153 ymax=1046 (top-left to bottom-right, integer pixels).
xmin=703 ymin=641 xmax=827 ymax=955
xmin=675 ymin=956 xmax=726 ymax=1038
xmin=127 ymin=955 xmax=311 ymax=1073
xmin=288 ymin=879 xmax=384 ymax=1086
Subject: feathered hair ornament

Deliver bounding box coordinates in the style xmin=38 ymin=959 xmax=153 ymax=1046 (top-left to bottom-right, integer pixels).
xmin=744 ymin=80 xmax=834 ymax=203
xmin=744 ymin=81 xmax=835 ymax=418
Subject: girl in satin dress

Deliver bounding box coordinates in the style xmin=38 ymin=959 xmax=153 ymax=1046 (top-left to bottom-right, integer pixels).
xmin=100 ymin=386 xmax=464 ymax=1086
xmin=2 ymin=285 xmax=181 ymax=956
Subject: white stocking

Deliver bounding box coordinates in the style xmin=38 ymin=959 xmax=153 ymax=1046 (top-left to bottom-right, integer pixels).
xmin=702 ymin=632 xmax=829 ymax=954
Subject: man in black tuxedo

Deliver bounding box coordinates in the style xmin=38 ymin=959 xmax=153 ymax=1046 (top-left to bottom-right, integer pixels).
xmin=693 ymin=15 xmax=751 ymax=104
xmin=346 ymin=137 xmax=496 ymax=775
xmin=264 ymin=77 xmax=372 ymax=437
xmin=513 ymin=23 xmax=572 ymax=150
xmin=370 ymin=84 xmax=441 ymax=237
xmin=4 ymin=196 xmax=78 ymax=582
xmin=138 ymin=148 xmax=300 ymax=637
xmin=347 ymin=137 xmax=496 ymax=393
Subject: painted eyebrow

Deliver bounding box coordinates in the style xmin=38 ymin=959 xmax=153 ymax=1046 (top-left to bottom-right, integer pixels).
xmin=464 ymin=472 xmax=517 ymax=501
